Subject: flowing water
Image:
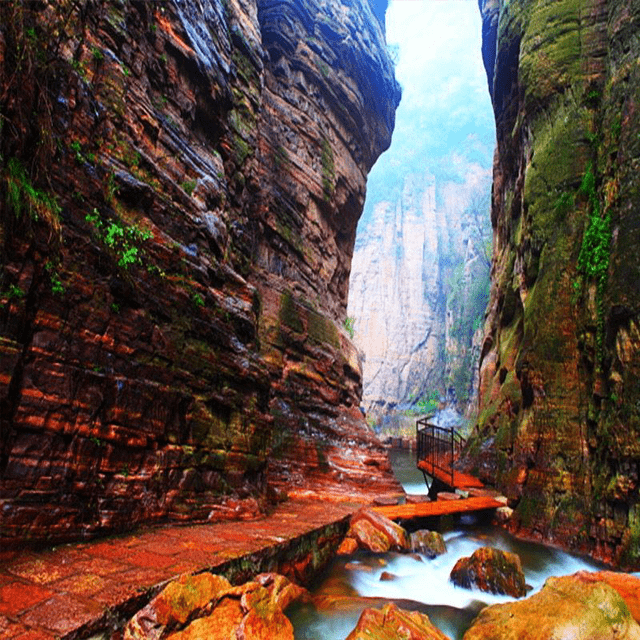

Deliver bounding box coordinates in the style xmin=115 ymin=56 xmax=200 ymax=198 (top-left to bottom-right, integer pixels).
xmin=290 ymin=448 xmax=603 ymax=640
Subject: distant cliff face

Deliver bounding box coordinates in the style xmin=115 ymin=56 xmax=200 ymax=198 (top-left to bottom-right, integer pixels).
xmin=471 ymin=0 xmax=640 ymax=566
xmin=348 ymin=168 xmax=491 ymax=419
xmin=0 ymin=0 xmax=401 ymax=546
xmin=346 ymin=1 xmax=494 ymax=425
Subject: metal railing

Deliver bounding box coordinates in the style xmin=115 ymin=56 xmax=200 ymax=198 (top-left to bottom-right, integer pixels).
xmin=416 ymin=417 xmax=466 ymax=487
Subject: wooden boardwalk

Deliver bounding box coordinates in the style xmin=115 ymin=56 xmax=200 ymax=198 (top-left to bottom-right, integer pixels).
xmin=372 ymin=496 xmax=504 ymax=521
xmin=417 ymin=459 xmax=484 ymax=491
xmin=416 ymin=418 xmax=487 ymax=495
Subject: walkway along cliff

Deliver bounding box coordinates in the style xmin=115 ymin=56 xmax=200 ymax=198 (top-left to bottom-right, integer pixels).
xmin=0 ymin=0 xmax=402 ymax=547
xmin=467 ymin=0 xmax=640 ymax=567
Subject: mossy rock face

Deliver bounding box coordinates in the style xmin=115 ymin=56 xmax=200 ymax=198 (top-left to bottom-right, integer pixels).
xmin=474 ymin=0 xmax=640 ymax=563
xmin=410 ymin=530 xmax=446 ymax=559
xmin=279 ymin=290 xmax=304 ymax=334
xmin=307 ymin=310 xmax=340 ymax=349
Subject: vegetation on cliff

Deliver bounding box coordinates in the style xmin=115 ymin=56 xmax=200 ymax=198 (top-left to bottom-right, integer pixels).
xmin=0 ymin=0 xmax=401 ymax=546
xmin=470 ymin=0 xmax=640 ymax=567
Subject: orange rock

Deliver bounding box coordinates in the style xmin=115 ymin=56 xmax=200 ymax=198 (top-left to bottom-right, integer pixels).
xmin=410 ymin=530 xmax=446 ymax=558
xmin=154 ymin=573 xmax=232 ymax=625
xmin=167 ymin=597 xmax=244 ymax=639
xmin=350 ymin=519 xmax=394 ymax=553
xmin=236 ymin=605 xmax=294 ymax=640
xmin=254 ymin=573 xmax=310 ymax=611
xmin=464 ymin=574 xmax=640 ymax=640
xmin=572 ymin=571 xmax=640 ymax=623
xmin=348 ymin=509 xmax=410 ymax=552
xmin=345 ymin=603 xmax=451 ymax=640
xmin=125 ymin=572 xmax=232 ymax=639
xmin=337 ymin=537 xmax=359 ymax=555
xmin=450 ymin=546 xmax=526 ymax=598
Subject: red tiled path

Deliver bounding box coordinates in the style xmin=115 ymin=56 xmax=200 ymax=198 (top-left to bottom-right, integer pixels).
xmin=0 ymin=499 xmax=355 ymax=639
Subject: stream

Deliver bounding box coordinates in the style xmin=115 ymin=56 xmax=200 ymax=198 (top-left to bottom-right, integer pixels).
xmin=290 ymin=448 xmax=603 ymax=640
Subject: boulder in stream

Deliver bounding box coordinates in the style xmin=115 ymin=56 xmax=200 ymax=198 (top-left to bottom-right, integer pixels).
xmin=124 ymin=572 xmax=309 ymax=640
xmin=346 ymin=603 xmax=451 ymax=640
xmin=450 ymin=546 xmax=526 ymax=598
xmin=342 ymin=508 xmax=410 ymax=553
xmin=572 ymin=571 xmax=640 ymax=623
xmin=463 ymin=573 xmax=640 ymax=640
xmin=410 ymin=530 xmax=447 ymax=558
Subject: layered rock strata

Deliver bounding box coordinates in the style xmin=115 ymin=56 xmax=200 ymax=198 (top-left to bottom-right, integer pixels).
xmin=0 ymin=0 xmax=401 ymax=546
xmin=470 ymin=0 xmax=640 ymax=565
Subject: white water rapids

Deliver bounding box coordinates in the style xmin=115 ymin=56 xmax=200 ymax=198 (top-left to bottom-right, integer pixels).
xmin=289 ymin=448 xmax=605 ymax=640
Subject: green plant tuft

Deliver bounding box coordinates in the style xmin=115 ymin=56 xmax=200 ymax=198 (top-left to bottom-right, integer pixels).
xmin=86 ymin=208 xmax=153 ymax=271
xmin=576 ymin=162 xmax=611 ymax=363
xmin=344 ymin=316 xmax=355 ymax=339
xmin=192 ymin=292 xmax=205 ymax=308
xmin=182 ymin=179 xmax=197 ymax=196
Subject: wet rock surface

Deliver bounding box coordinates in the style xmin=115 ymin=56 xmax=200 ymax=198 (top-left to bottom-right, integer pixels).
xmin=0 ymin=0 xmax=401 ymax=547
xmin=463 ymin=573 xmax=640 ymax=640
xmin=125 ymin=571 xmax=309 ymax=640
xmin=410 ymin=530 xmax=447 ymax=558
xmin=450 ymin=546 xmax=526 ymax=598
xmin=340 ymin=509 xmax=410 ymax=554
xmin=0 ymin=498 xmax=351 ymax=638
xmin=470 ymin=0 xmax=640 ymax=566
xmin=573 ymin=571 xmax=640 ymax=623
xmin=345 ymin=603 xmax=451 ymax=640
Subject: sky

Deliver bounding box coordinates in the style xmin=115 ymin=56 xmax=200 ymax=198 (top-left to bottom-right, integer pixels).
xmin=359 ymin=0 xmax=495 ymax=227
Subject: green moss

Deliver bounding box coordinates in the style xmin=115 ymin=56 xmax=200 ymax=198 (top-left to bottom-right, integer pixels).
xmin=516 ymin=495 xmax=544 ymax=529
xmin=520 ymin=0 xmax=581 ymax=106
xmin=232 ymin=50 xmax=258 ymax=86
xmin=276 ymin=219 xmax=303 ymax=255
xmin=523 ymin=101 xmax=587 ymax=240
xmin=274 ymin=145 xmax=290 ymax=170
xmin=278 ymin=290 xmax=304 ymax=333
xmin=233 ymin=135 xmax=251 ymax=166
xmin=620 ymin=505 xmax=640 ymax=566
xmin=4 ymin=157 xmax=61 ymax=229
xmin=576 ymin=162 xmax=611 ymax=364
xmin=321 ymin=138 xmax=335 ymax=201
xmin=307 ymin=311 xmax=340 ymax=348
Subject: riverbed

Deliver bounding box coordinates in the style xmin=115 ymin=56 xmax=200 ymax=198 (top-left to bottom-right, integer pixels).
xmin=290 ymin=448 xmax=603 ymax=640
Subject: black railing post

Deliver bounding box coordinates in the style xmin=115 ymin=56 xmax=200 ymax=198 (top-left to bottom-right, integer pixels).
xmin=450 ymin=427 xmax=454 ymax=486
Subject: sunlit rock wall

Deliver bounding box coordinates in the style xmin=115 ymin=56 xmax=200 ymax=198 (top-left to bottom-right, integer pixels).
xmin=470 ymin=0 xmax=640 ymax=566
xmin=348 ymin=168 xmax=491 ymax=420
xmin=0 ymin=0 xmax=401 ymax=546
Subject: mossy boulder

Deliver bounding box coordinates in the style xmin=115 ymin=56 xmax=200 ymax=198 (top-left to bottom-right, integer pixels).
xmin=125 ymin=572 xmax=309 ymax=640
xmin=463 ymin=573 xmax=640 ymax=640
xmin=450 ymin=546 xmax=526 ymax=598
xmin=410 ymin=530 xmax=447 ymax=559
xmin=346 ymin=603 xmax=451 ymax=640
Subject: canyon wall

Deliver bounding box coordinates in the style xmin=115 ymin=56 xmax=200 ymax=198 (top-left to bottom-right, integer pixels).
xmin=471 ymin=0 xmax=640 ymax=566
xmin=0 ymin=0 xmax=401 ymax=547
xmin=348 ymin=167 xmax=491 ymax=420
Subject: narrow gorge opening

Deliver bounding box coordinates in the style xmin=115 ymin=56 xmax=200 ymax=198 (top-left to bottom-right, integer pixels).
xmin=347 ymin=0 xmax=496 ymax=438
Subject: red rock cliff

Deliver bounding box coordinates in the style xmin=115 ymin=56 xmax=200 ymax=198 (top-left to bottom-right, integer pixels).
xmin=471 ymin=0 xmax=640 ymax=566
xmin=0 ymin=0 xmax=401 ymax=546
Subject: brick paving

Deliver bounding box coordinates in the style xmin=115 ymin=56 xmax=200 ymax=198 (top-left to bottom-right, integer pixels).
xmin=0 ymin=499 xmax=357 ymax=639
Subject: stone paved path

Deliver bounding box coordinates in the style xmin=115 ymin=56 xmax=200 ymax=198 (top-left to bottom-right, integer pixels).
xmin=0 ymin=499 xmax=357 ymax=639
